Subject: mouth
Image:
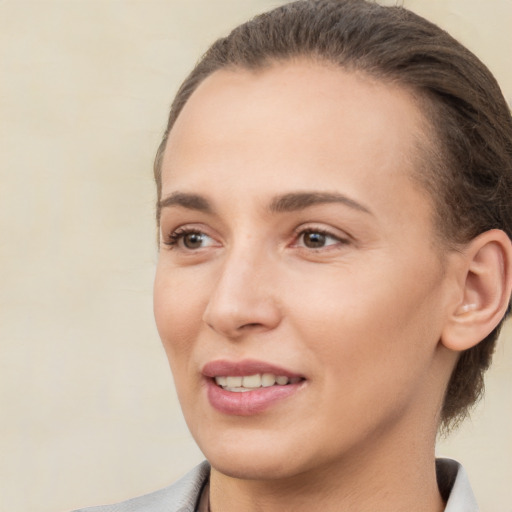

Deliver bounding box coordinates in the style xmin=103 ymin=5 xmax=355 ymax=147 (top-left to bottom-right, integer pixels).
xmin=202 ymin=359 xmax=306 ymax=415
xmin=214 ymin=373 xmax=303 ymax=392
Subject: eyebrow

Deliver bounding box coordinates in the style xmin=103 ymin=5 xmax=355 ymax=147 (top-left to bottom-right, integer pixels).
xmin=158 ymin=190 xmax=372 ymax=216
xmin=269 ymin=191 xmax=373 ymax=215
xmin=158 ymin=192 xmax=214 ymax=214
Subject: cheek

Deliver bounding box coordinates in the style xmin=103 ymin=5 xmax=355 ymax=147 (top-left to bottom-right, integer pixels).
xmin=153 ymin=265 xmax=205 ymax=362
xmin=153 ymin=266 xmax=210 ymax=417
xmin=287 ymin=258 xmax=446 ymax=387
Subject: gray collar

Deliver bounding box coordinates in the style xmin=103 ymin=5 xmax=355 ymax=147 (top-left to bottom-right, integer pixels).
xmin=74 ymin=458 xmax=478 ymax=511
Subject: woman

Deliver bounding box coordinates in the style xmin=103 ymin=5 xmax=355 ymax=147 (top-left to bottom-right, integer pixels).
xmin=76 ymin=0 xmax=512 ymax=510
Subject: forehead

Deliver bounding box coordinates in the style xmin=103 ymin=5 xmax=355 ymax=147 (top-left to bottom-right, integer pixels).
xmin=164 ymin=59 xmax=428 ymax=182
xmin=161 ymin=60 xmax=434 ymax=233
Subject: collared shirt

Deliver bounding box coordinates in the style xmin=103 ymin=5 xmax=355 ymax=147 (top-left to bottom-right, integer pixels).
xmin=437 ymin=458 xmax=479 ymax=512
xmin=73 ymin=458 xmax=478 ymax=512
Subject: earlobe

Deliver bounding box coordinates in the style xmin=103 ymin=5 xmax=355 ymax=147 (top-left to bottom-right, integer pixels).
xmin=441 ymin=229 xmax=512 ymax=352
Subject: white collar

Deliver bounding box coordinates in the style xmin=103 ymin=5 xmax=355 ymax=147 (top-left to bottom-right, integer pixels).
xmin=437 ymin=458 xmax=479 ymax=511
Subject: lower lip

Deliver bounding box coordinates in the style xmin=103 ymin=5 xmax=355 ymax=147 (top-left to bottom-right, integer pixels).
xmin=205 ymin=379 xmax=304 ymax=416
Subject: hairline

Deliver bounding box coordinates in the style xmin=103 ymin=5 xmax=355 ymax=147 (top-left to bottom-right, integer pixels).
xmin=154 ymin=56 xmax=459 ymax=255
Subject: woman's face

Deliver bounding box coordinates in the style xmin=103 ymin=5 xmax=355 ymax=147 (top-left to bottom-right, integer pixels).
xmin=154 ymin=61 xmax=458 ymax=480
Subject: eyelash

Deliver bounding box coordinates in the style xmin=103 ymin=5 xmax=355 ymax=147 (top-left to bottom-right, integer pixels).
xmin=163 ymin=225 xmax=349 ymax=251
xmin=293 ymin=227 xmax=349 ymax=249
xmin=163 ymin=227 xmax=205 ymax=247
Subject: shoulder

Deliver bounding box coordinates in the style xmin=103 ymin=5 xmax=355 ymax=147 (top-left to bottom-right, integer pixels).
xmin=436 ymin=458 xmax=479 ymax=512
xmin=72 ymin=461 xmax=210 ymax=512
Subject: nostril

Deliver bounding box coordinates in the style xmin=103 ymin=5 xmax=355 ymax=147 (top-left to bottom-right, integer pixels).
xmin=202 ymin=286 xmax=282 ymax=337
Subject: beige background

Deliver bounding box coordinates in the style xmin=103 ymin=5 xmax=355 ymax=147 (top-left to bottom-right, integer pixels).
xmin=0 ymin=1 xmax=511 ymax=511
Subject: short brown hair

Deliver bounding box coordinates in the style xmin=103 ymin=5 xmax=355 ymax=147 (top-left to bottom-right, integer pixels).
xmin=154 ymin=0 xmax=512 ymax=430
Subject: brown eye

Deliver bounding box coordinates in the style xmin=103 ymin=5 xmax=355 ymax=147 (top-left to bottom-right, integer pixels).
xmin=165 ymin=228 xmax=218 ymax=250
xmin=296 ymin=229 xmax=344 ymax=250
xmin=183 ymin=232 xmax=206 ymax=249
xmin=302 ymin=232 xmax=327 ymax=248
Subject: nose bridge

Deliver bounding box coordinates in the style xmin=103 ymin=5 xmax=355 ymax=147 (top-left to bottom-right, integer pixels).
xmin=202 ymin=239 xmax=281 ymax=337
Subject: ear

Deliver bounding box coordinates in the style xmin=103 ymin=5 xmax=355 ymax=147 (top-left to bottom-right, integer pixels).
xmin=441 ymin=229 xmax=512 ymax=352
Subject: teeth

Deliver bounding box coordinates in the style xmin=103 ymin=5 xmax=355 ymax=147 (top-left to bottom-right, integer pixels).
xmin=242 ymin=374 xmax=261 ymax=388
xmin=226 ymin=376 xmax=242 ymax=387
xmin=214 ymin=373 xmax=299 ymax=390
xmin=215 ymin=376 xmax=227 ymax=387
xmin=261 ymin=373 xmax=276 ymax=387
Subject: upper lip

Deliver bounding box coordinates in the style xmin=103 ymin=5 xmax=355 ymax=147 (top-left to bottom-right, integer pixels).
xmin=202 ymin=359 xmax=304 ymax=378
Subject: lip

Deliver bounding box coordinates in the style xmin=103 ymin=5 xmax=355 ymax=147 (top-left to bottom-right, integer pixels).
xmin=202 ymin=359 xmax=306 ymax=416
xmin=202 ymin=359 xmax=303 ymax=379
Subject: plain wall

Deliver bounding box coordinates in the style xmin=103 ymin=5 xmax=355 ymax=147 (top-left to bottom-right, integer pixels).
xmin=0 ymin=1 xmax=510 ymax=511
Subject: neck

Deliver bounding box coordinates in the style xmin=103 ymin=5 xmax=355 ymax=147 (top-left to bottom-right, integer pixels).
xmin=209 ymin=420 xmax=444 ymax=512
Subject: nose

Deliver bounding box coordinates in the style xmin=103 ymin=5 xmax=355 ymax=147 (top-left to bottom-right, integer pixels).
xmin=202 ymin=248 xmax=282 ymax=339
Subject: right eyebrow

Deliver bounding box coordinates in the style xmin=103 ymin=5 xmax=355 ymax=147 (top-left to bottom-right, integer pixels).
xmin=158 ymin=192 xmax=214 ymax=215
xmin=269 ymin=191 xmax=373 ymax=215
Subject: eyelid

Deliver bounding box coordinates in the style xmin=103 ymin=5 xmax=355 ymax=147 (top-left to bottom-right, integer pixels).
xmin=162 ymin=224 xmax=221 ymax=249
xmin=161 ymin=221 xmax=352 ymax=252
xmin=291 ymin=224 xmax=351 ymax=246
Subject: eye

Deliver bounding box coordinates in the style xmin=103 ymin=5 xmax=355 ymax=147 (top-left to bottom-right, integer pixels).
xmin=296 ymin=229 xmax=345 ymax=249
xmin=165 ymin=228 xmax=218 ymax=250
xmin=181 ymin=232 xmax=208 ymax=249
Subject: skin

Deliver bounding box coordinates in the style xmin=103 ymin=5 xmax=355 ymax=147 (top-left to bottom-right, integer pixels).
xmin=153 ymin=61 xmax=466 ymax=512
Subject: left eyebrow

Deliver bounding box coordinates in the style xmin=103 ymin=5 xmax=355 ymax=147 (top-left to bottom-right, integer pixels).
xmin=269 ymin=191 xmax=373 ymax=215
xmin=158 ymin=192 xmax=214 ymax=214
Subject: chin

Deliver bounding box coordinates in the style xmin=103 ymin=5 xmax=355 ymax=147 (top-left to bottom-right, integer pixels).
xmin=194 ymin=423 xmax=338 ymax=482
xmin=207 ymin=450 xmax=306 ymax=481
xmin=192 ymin=426 xmax=305 ymax=480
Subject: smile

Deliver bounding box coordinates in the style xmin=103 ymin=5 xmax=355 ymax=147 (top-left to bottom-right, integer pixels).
xmin=203 ymin=360 xmax=306 ymax=415
xmin=215 ymin=374 xmax=302 ymax=392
